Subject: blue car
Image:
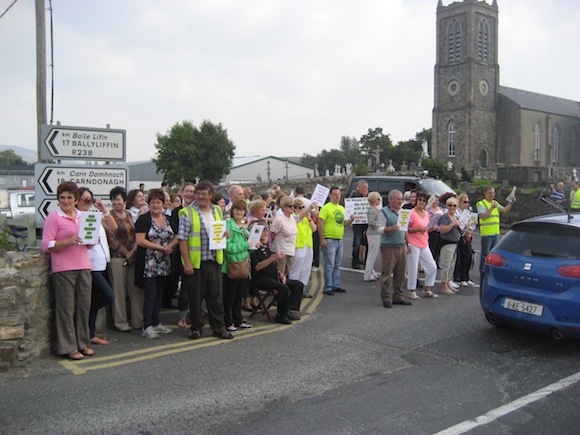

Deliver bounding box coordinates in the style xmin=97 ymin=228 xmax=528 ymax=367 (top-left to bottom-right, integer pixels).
xmin=480 ymin=213 xmax=580 ymax=340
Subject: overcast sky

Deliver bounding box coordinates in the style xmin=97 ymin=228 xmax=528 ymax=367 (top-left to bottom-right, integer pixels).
xmin=1 ymin=0 xmax=579 ymax=163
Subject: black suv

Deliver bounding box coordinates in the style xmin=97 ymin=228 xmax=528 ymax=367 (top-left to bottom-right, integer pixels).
xmin=346 ymin=176 xmax=455 ymax=202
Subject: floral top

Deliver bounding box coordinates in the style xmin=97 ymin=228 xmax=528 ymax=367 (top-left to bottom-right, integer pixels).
xmin=143 ymin=216 xmax=174 ymax=278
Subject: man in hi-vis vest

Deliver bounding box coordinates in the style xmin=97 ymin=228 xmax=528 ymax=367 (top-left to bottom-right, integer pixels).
xmin=178 ymin=180 xmax=233 ymax=340
xmin=476 ymin=186 xmax=515 ymax=276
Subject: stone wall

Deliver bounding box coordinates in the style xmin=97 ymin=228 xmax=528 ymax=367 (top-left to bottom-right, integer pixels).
xmin=0 ymin=249 xmax=52 ymax=372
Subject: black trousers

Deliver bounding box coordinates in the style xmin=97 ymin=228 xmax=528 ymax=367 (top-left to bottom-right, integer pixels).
xmin=182 ymin=261 xmax=225 ymax=334
xmin=252 ymin=277 xmax=304 ymax=315
xmin=454 ymin=239 xmax=473 ymax=282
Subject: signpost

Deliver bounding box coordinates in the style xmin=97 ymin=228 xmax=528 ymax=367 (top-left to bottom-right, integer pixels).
xmin=40 ymin=124 xmax=126 ymax=161
xmin=37 ymin=165 xmax=128 ymax=197
xmin=35 ymin=123 xmax=128 ymax=222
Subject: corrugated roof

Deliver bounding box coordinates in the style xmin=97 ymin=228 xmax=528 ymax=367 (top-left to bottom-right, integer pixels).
xmin=499 ymin=86 xmax=580 ymax=118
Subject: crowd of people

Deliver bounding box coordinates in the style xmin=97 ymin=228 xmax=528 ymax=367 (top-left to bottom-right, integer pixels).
xmin=42 ymin=177 xmax=521 ymax=361
xmin=42 ymin=180 xmax=318 ymax=360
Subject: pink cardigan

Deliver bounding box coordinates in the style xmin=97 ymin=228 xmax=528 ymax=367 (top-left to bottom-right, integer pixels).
xmin=41 ymin=208 xmax=92 ymax=273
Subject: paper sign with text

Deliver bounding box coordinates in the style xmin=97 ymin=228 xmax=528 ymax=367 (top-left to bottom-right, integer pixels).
xmin=397 ymin=209 xmax=411 ymax=231
xmin=310 ymin=184 xmax=330 ymax=207
xmin=78 ymin=211 xmax=102 ymax=245
xmin=209 ymin=221 xmax=227 ymax=250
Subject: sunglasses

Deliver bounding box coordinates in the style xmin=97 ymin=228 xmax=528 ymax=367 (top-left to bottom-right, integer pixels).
xmin=447 ymin=204 xmax=458 ymax=207
xmin=297 ymin=206 xmax=305 ymax=209
xmin=285 ymin=205 xmax=295 ymax=208
xmin=417 ymin=198 xmax=427 ymax=202
xmin=462 ymin=201 xmax=469 ymax=203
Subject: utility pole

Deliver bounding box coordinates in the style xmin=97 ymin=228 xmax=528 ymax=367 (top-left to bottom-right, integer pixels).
xmin=35 ymin=0 xmax=46 ymax=163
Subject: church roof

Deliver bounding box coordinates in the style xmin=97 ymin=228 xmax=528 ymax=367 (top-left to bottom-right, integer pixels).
xmin=498 ymin=86 xmax=580 ymax=118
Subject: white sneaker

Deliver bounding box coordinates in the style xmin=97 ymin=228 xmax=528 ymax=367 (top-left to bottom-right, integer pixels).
xmin=448 ymin=281 xmax=460 ymax=289
xmin=142 ymin=326 xmax=159 ymax=339
xmin=467 ymin=280 xmax=476 ymax=286
xmin=311 ymin=266 xmax=319 ymax=272
xmin=460 ymin=281 xmax=469 ymax=287
xmin=154 ymin=323 xmax=172 ymax=334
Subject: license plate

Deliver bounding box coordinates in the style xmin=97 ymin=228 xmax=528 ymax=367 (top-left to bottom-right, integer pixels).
xmin=502 ymin=297 xmax=544 ymax=316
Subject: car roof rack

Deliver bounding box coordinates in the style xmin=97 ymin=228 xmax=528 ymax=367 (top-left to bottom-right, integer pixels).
xmin=538 ymin=193 xmax=573 ymax=223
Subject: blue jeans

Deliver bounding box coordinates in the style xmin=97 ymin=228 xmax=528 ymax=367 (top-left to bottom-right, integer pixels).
xmin=322 ymin=239 xmax=343 ymax=291
xmin=479 ymin=235 xmax=498 ymax=275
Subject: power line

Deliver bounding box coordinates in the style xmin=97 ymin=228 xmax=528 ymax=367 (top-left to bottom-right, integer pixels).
xmin=0 ymin=0 xmax=19 ymax=20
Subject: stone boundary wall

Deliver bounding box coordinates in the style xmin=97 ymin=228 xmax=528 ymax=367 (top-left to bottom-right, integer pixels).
xmin=0 ymin=250 xmax=52 ymax=372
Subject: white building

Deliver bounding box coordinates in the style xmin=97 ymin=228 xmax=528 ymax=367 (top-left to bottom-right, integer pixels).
xmin=222 ymin=156 xmax=315 ymax=184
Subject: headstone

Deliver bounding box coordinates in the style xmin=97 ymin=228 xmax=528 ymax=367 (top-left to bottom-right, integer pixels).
xmin=387 ymin=159 xmax=395 ymax=173
xmin=400 ymin=161 xmax=408 ymax=172
xmin=421 ymin=139 xmax=429 ymax=158
xmin=447 ymin=161 xmax=453 ymax=171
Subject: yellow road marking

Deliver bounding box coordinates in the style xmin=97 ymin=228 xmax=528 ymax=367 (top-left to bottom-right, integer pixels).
xmin=60 ymin=270 xmax=323 ymax=375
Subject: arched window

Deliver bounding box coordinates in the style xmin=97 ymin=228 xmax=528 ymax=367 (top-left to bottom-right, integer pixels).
xmin=552 ymin=125 xmax=560 ymax=165
xmin=479 ymin=149 xmax=488 ymax=168
xmin=571 ymin=127 xmax=578 ymax=166
xmin=478 ymin=19 xmax=489 ymax=62
xmin=448 ymin=20 xmax=461 ymax=62
xmin=448 ymin=121 xmax=456 ymax=157
xmin=534 ymin=121 xmax=542 ymax=163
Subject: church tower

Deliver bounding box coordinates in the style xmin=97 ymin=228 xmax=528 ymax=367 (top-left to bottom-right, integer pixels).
xmin=431 ymin=0 xmax=499 ymax=172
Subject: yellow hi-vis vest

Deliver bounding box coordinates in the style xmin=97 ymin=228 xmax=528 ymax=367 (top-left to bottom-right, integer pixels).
xmin=477 ymin=199 xmax=500 ymax=236
xmin=178 ymin=205 xmax=224 ymax=268
xmin=572 ymin=189 xmax=580 ymax=210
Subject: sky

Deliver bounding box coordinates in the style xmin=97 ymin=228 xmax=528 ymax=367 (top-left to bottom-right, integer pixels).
xmin=1 ymin=0 xmax=579 ymax=163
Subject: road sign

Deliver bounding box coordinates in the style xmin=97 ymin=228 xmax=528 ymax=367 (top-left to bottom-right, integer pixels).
xmin=40 ymin=124 xmax=126 ymax=161
xmin=35 ymin=163 xmax=127 ymax=222
xmin=37 ymin=165 xmax=128 ymax=197
xmin=37 ymin=198 xmax=112 ymax=221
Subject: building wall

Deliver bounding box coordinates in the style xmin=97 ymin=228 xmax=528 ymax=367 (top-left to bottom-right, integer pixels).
xmin=432 ymin=0 xmax=499 ymax=172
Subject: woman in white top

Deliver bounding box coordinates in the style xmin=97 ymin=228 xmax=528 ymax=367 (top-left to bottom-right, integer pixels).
xmin=77 ymin=187 xmax=118 ymax=345
xmin=364 ymin=192 xmax=382 ymax=281
xmin=126 ymin=189 xmax=146 ymax=223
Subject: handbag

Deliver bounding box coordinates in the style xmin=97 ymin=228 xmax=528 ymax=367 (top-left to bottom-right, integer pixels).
xmin=227 ymin=260 xmax=249 ymax=279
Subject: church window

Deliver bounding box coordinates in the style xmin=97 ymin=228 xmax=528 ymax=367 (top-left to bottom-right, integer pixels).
xmin=533 ymin=121 xmax=542 ymax=162
xmin=448 ymin=20 xmax=461 ymax=62
xmin=552 ymin=125 xmax=560 ymax=165
xmin=479 ymin=149 xmax=488 ymax=168
xmin=478 ymin=19 xmax=489 ymax=62
xmin=571 ymin=128 xmax=578 ymax=166
xmin=448 ymin=121 xmax=456 ymax=157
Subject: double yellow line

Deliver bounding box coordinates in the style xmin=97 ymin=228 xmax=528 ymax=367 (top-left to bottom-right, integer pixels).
xmin=60 ymin=272 xmax=323 ymax=375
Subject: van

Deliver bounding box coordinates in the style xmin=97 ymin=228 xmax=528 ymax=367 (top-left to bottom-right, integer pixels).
xmin=346 ymin=176 xmax=455 ymax=203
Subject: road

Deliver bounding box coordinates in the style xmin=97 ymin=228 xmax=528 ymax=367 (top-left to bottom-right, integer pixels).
xmin=1 ymin=230 xmax=580 ymax=435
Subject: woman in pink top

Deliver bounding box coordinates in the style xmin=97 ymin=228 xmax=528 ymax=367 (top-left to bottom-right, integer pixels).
xmin=405 ymin=191 xmax=438 ymax=300
xmin=41 ymin=181 xmax=94 ymax=361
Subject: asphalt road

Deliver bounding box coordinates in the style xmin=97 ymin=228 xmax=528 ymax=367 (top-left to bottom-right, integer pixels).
xmin=1 ymin=229 xmax=580 ymax=435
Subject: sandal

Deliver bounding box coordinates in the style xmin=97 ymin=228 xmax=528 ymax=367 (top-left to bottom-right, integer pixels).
xmin=422 ymin=290 xmax=440 ymax=299
xmin=440 ymin=287 xmax=455 ymax=295
xmin=66 ymin=351 xmax=85 ymax=360
xmin=90 ymin=337 xmax=109 ymax=345
xmin=177 ymin=318 xmax=187 ymax=328
xmin=81 ymin=348 xmax=95 ymax=356
xmin=408 ymin=291 xmax=421 ymax=300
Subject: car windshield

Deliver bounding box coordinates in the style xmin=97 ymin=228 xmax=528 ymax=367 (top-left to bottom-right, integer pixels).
xmin=417 ymin=179 xmax=455 ymax=196
xmin=495 ymin=222 xmax=580 ymax=259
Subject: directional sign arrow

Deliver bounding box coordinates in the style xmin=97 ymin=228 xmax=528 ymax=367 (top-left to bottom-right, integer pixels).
xmin=38 ymin=199 xmax=57 ymax=220
xmin=37 ymin=165 xmax=128 ymax=197
xmin=40 ymin=124 xmax=126 ymax=162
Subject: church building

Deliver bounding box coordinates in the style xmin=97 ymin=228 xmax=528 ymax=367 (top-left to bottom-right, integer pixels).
xmin=431 ymin=0 xmax=580 ymax=183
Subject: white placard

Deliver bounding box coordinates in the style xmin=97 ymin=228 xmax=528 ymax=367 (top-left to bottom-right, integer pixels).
xmin=78 ymin=211 xmax=102 ymax=245
xmin=427 ymin=213 xmax=441 ymax=230
xmin=506 ymin=186 xmax=516 ymax=204
xmin=248 ymin=224 xmax=264 ymax=250
xmin=310 ymin=184 xmax=330 ymax=207
xmin=345 ymin=197 xmax=367 ymax=224
xmin=209 ymin=221 xmax=227 ymax=250
xmin=397 ymin=209 xmax=411 ymax=231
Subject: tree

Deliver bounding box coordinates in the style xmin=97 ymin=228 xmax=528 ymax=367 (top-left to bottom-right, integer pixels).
xmin=359 ymin=127 xmax=394 ymax=169
xmin=153 ymin=120 xmax=235 ymax=185
xmin=0 ymin=149 xmax=29 ymax=166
